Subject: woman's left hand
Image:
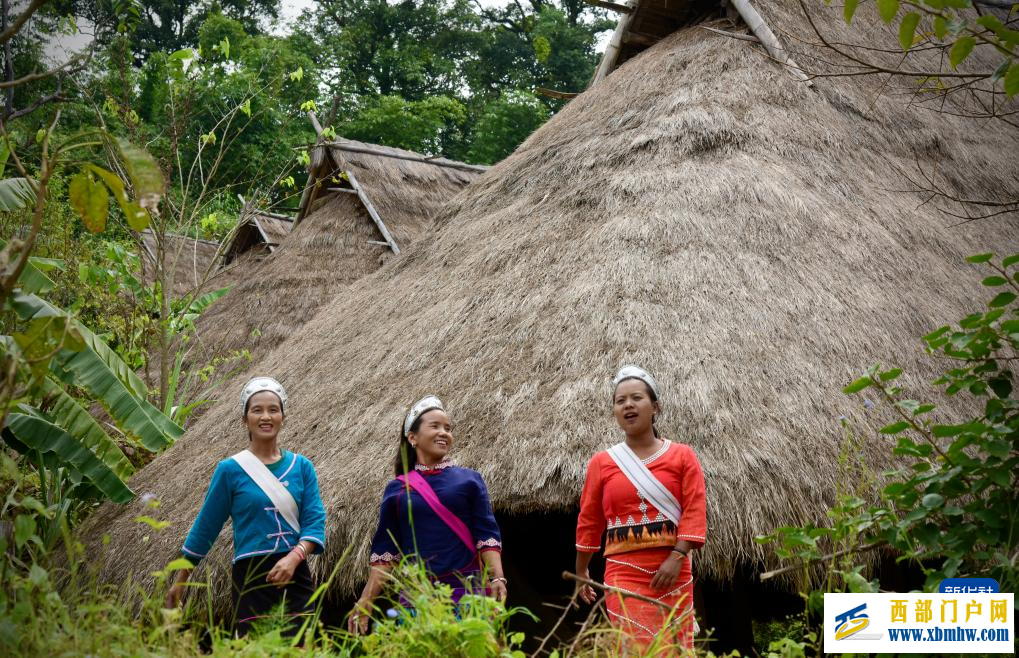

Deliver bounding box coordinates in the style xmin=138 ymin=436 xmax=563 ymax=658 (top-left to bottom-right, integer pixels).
xmin=487 ymin=582 xmax=507 ymax=602
xmin=489 ymin=579 xmax=507 ymax=602
xmin=650 ymin=553 xmax=683 ymax=591
xmin=266 ymin=553 xmax=300 ymax=586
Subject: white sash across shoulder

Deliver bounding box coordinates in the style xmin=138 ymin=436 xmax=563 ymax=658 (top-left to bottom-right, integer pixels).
xmin=232 ymin=449 xmax=301 ymax=532
xmin=606 ymin=440 xmax=682 ymax=526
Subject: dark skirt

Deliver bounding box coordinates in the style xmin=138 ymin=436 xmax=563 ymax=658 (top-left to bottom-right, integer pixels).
xmin=231 ymin=552 xmax=315 ymax=636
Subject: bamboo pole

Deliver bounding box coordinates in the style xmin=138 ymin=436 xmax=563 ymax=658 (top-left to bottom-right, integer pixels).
xmin=591 ymin=0 xmax=638 ymax=85
xmin=727 ymin=0 xmax=811 ymax=84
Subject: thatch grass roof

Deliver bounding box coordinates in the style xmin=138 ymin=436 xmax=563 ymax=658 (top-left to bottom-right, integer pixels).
xmin=185 ymin=140 xmax=483 ymax=389
xmin=84 ymin=1 xmax=1018 ymax=606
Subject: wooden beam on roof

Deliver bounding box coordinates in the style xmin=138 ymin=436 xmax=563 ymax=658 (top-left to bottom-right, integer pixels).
xmin=727 ymin=0 xmax=811 ymax=84
xmin=535 ymin=87 xmax=579 ymax=100
xmin=585 ymin=0 xmax=633 ymax=13
xmin=308 ymin=110 xmax=325 ymax=137
xmin=591 ymin=0 xmax=638 ymax=85
xmin=250 ymin=215 xmax=274 ymax=250
xmin=346 ymin=170 xmax=400 ymax=255
xmin=700 ymin=26 xmax=760 ymax=43
xmin=624 ymin=31 xmax=661 ymax=47
xmin=327 ymin=140 xmax=487 ymax=174
xmin=295 ymin=145 xmax=327 ymax=224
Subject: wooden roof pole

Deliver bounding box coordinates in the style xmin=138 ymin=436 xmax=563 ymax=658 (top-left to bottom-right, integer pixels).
xmin=329 ymin=140 xmax=487 ymax=173
xmin=591 ymin=0 xmax=637 ymax=85
xmin=296 ymin=110 xmax=330 ymax=225
xmin=346 ymin=170 xmax=400 ymax=255
xmin=726 ymin=0 xmax=811 ymax=84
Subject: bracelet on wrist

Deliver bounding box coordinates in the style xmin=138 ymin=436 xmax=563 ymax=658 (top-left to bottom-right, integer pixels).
xmin=670 ymin=547 xmax=688 ymax=557
xmin=490 ymin=576 xmax=508 ymax=585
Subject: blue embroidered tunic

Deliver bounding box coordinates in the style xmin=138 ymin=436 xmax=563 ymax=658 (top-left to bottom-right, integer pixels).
xmin=181 ymin=451 xmax=327 ymax=564
xmin=369 ymin=464 xmax=502 ymax=576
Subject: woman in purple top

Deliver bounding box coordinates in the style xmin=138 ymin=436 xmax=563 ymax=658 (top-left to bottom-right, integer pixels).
xmin=348 ymin=395 xmax=506 ymax=634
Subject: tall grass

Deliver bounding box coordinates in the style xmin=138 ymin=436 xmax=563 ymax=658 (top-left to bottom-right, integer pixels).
xmin=0 ymin=465 xmax=736 ymax=658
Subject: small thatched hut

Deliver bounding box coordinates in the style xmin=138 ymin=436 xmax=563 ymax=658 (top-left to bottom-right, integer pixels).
xmin=138 ymin=230 xmax=222 ymax=298
xmin=85 ymin=0 xmax=1017 ymax=650
xmin=220 ymin=210 xmax=295 ymax=265
xmin=187 ymin=137 xmax=485 ymax=380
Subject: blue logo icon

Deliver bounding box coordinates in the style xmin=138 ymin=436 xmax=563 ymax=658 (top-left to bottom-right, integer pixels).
xmin=835 ymin=603 xmax=870 ymax=640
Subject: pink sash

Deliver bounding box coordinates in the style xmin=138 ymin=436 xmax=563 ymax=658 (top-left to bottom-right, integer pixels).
xmin=397 ymin=470 xmax=475 ymax=554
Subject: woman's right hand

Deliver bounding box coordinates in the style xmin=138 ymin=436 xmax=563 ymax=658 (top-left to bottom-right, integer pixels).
xmin=165 ymin=583 xmax=186 ymax=609
xmin=576 ymin=569 xmax=598 ymax=605
xmin=347 ymin=599 xmax=373 ymax=635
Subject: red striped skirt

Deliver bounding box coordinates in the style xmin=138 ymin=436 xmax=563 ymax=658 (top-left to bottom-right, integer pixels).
xmin=603 ymin=547 xmax=695 ymax=653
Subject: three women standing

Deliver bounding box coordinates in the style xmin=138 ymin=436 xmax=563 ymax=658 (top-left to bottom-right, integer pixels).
xmin=575 ymin=366 xmax=707 ymax=650
xmin=166 ymin=377 xmax=327 ymax=636
xmin=349 ymin=395 xmax=506 ymax=634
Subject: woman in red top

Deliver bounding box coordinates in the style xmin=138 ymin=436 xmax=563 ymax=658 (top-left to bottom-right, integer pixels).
xmin=575 ymin=365 xmax=707 ymax=651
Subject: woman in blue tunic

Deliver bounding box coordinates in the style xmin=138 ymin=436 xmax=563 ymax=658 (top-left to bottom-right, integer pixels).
xmin=348 ymin=395 xmax=506 ymax=634
xmin=165 ymin=377 xmax=327 ymax=636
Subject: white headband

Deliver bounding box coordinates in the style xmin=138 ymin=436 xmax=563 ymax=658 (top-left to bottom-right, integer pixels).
xmin=403 ymin=395 xmax=444 ymax=437
xmin=612 ymin=365 xmax=660 ymax=399
xmin=240 ymin=377 xmax=287 ymax=415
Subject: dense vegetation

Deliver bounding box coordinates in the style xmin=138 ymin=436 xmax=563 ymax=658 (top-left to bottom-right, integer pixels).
xmin=0 ymin=0 xmax=1015 ymax=656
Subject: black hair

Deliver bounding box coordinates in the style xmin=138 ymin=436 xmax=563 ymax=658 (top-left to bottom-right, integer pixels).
xmin=394 ymin=417 xmax=419 ymax=476
xmin=614 ymin=377 xmax=661 ymax=438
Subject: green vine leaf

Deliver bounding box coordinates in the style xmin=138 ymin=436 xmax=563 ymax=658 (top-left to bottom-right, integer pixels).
xmin=877 ymin=0 xmax=900 ymax=24
xmin=899 ymin=12 xmax=921 ymax=51
xmin=949 ymin=36 xmax=976 ymax=69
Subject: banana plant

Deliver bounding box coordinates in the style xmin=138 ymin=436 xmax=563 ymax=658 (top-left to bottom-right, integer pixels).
xmin=1 ymin=247 xmax=183 ymax=503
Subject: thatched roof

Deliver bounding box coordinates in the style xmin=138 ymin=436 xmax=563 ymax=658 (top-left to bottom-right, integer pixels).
xmin=85 ymin=1 xmax=1018 ymax=606
xmin=221 ymin=211 xmax=295 ymax=266
xmin=138 ymin=230 xmax=222 ymax=299
xmin=184 ymin=138 xmax=484 ymax=391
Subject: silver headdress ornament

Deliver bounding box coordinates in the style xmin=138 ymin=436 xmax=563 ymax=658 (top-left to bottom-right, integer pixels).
xmin=240 ymin=377 xmax=288 ymax=415
xmin=404 ymin=395 xmax=444 ymax=437
xmin=612 ymin=365 xmax=661 ymax=399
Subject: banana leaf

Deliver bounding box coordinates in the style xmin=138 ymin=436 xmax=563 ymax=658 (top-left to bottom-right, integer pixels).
xmin=0 ymin=238 xmax=63 ymax=294
xmin=39 ymin=376 xmax=134 ymax=481
xmin=50 ymin=346 xmax=181 ymax=451
xmin=0 ymin=177 xmax=36 ymax=211
xmin=4 ymin=411 xmax=134 ymax=503
xmin=10 ymin=291 xmax=148 ymax=398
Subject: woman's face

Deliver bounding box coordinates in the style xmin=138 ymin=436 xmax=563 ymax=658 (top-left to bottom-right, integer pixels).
xmin=612 ymin=378 xmax=659 ymax=436
xmin=409 ymin=409 xmax=454 ymax=464
xmin=244 ymin=391 xmax=284 ymax=442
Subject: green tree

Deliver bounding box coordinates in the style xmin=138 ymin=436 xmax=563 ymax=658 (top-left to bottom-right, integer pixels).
xmin=86 ymin=0 xmax=283 ymax=61
xmin=467 ymin=90 xmax=549 ymax=164
xmin=299 ymin=0 xmax=482 ymax=106
xmin=301 ymin=0 xmax=611 ymax=162
xmin=337 ymin=94 xmax=468 ymax=154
